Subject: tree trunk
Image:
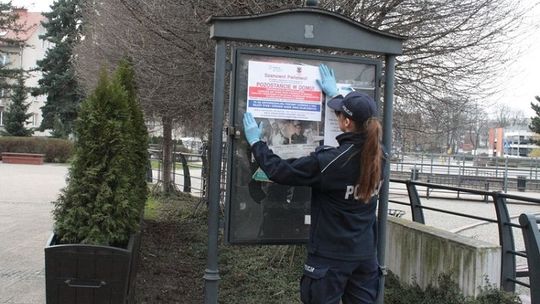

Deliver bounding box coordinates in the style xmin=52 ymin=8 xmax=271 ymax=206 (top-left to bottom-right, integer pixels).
xmin=162 ymin=116 xmax=174 ymax=194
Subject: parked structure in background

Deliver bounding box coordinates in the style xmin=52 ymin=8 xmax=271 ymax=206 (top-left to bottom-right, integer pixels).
xmin=0 ymin=8 xmax=49 ymax=136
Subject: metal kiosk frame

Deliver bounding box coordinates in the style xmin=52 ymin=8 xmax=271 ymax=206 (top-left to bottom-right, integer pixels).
xmin=227 ymin=47 xmax=383 ymax=245
xmin=205 ymin=7 xmax=405 ymax=304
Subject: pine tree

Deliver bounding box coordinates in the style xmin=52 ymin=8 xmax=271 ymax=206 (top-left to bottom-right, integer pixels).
xmin=53 ymin=68 xmax=141 ymax=246
xmin=2 ymin=72 xmax=33 ymax=136
xmin=529 ymin=96 xmax=540 ymax=134
xmin=34 ymin=0 xmax=84 ymax=137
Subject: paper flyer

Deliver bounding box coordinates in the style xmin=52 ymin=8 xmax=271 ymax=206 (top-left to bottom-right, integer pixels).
xmin=323 ymin=84 xmax=356 ymax=147
xmin=247 ymin=61 xmax=323 ymax=122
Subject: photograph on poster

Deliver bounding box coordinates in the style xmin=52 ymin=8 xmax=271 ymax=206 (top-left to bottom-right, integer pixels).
xmin=228 ymin=49 xmax=380 ymax=244
xmin=262 ymin=118 xmax=321 ymax=154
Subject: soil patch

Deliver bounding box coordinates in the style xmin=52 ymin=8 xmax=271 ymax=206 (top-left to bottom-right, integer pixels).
xmin=134 ymin=194 xmax=207 ymax=303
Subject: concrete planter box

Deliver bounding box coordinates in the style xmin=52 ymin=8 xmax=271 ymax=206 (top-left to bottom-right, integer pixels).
xmin=1 ymin=152 xmax=45 ymax=165
xmin=44 ymin=233 xmax=141 ymax=304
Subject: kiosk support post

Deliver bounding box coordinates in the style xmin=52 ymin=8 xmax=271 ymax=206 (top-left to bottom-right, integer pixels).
xmin=204 ymin=39 xmax=226 ymax=304
xmin=376 ymin=54 xmax=396 ymax=304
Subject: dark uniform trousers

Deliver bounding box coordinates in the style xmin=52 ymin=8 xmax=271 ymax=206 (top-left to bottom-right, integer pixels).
xmin=300 ymin=255 xmax=380 ymax=304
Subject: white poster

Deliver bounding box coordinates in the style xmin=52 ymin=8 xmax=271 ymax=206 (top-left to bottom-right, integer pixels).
xmin=247 ymin=61 xmax=323 ymax=122
xmin=323 ymin=84 xmax=357 ymax=147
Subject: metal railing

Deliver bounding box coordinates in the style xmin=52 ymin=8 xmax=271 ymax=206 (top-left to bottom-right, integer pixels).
xmin=390 ymin=153 xmax=540 ymax=192
xmin=519 ymin=214 xmax=540 ymax=304
xmin=390 ymin=178 xmax=540 ymax=295
xmin=148 ymin=146 xmax=208 ymax=200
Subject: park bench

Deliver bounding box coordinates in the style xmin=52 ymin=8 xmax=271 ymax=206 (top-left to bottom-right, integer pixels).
xmin=1 ymin=152 xmax=45 ymax=165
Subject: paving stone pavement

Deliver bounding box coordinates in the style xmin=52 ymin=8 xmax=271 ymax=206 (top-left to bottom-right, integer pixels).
xmin=0 ymin=163 xmax=67 ymax=304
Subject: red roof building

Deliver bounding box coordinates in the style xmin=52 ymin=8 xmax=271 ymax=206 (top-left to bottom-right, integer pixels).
xmin=0 ymin=8 xmax=50 ymax=135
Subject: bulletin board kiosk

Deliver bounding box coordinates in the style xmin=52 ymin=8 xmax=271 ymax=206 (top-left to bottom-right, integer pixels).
xmin=205 ymin=7 xmax=405 ymax=304
xmin=228 ymin=48 xmax=381 ymax=244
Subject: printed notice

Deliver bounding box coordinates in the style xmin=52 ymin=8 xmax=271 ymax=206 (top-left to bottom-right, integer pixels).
xmin=247 ymin=61 xmax=323 ymax=121
xmin=323 ymin=84 xmax=357 ymax=147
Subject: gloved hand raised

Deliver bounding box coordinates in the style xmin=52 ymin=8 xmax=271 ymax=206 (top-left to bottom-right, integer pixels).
xmin=316 ymin=64 xmax=339 ymax=98
xmin=243 ymin=112 xmax=264 ymax=146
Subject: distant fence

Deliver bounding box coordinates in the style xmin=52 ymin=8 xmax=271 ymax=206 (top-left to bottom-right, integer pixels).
xmin=391 ymin=153 xmax=540 ymax=192
xmin=147 ymin=148 xmax=540 ymax=203
xmin=148 ymin=144 xmax=208 ymax=201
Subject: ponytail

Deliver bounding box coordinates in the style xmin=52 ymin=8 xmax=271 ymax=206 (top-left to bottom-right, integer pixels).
xmin=355 ymin=118 xmax=382 ymax=203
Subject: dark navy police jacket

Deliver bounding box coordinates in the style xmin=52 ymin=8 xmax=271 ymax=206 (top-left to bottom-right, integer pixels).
xmin=251 ymin=132 xmax=381 ymax=261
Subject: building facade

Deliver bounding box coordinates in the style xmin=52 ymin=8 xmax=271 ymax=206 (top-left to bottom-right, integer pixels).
xmin=488 ymin=127 xmax=504 ymax=157
xmin=488 ymin=125 xmax=540 ymax=157
xmin=0 ymin=8 xmax=49 ymax=135
xmin=504 ymin=126 xmax=540 ymax=157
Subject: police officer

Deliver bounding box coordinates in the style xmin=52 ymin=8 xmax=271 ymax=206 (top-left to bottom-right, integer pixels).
xmin=243 ymin=64 xmax=383 ymax=304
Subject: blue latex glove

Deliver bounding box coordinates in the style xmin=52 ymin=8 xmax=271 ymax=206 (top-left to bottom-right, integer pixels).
xmin=243 ymin=112 xmax=264 ymax=146
xmin=316 ymin=64 xmax=339 ymax=98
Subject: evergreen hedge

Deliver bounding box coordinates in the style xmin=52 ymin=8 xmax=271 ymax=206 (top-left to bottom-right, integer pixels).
xmin=0 ymin=136 xmax=74 ymax=163
xmin=53 ymin=63 xmax=149 ymax=246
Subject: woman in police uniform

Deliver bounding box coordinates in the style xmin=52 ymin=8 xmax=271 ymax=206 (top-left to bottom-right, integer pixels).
xmin=243 ymin=64 xmax=383 ymax=304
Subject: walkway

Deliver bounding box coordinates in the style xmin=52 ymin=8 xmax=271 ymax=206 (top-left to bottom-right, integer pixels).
xmin=0 ymin=163 xmax=67 ymax=304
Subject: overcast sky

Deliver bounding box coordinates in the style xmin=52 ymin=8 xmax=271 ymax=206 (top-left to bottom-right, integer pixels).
xmin=4 ymin=0 xmax=540 ymax=117
xmin=486 ymin=0 xmax=540 ymax=118
xmin=7 ymin=0 xmax=53 ymax=12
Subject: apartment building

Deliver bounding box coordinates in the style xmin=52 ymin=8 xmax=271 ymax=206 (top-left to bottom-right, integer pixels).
xmin=0 ymin=8 xmax=49 ymax=135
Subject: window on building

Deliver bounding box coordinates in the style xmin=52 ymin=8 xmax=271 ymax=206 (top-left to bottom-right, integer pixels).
xmin=1 ymin=88 xmax=10 ymax=99
xmin=41 ymin=38 xmax=50 ymax=49
xmin=1 ymin=54 xmax=7 ymax=66
xmin=32 ymin=113 xmax=38 ymax=127
xmin=0 ymin=107 xmax=4 ymax=126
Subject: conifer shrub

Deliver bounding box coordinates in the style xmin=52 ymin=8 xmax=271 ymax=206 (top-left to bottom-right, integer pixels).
xmin=116 ymin=58 xmax=149 ymax=214
xmin=52 ymin=64 xmax=148 ymax=246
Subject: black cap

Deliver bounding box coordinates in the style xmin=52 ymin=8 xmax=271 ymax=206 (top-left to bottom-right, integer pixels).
xmin=327 ymin=91 xmax=377 ymax=123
